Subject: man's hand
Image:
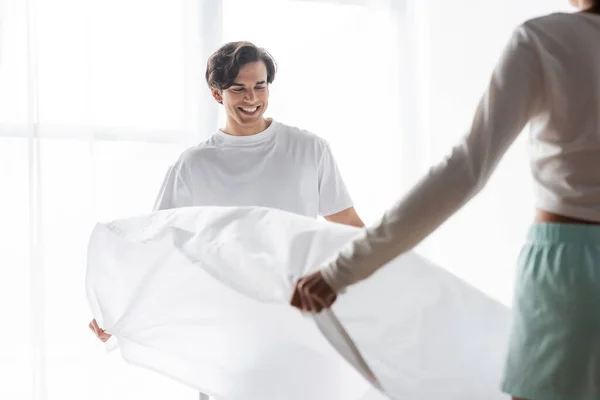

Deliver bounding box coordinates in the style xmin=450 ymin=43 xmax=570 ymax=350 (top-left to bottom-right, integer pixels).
xmin=290 ymin=271 xmax=337 ymax=313
xmin=89 ymin=319 xmax=111 ymax=342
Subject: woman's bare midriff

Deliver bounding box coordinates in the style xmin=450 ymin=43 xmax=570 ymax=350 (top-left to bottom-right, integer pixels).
xmin=535 ymin=209 xmax=600 ymax=225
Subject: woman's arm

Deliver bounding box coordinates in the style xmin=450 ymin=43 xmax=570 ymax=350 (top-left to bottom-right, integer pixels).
xmin=320 ymin=23 xmax=544 ymax=292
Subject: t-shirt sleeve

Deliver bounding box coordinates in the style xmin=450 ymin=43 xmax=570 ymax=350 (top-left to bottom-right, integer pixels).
xmin=152 ymin=161 xmax=194 ymax=211
xmin=320 ymin=24 xmax=544 ymax=292
xmin=318 ymin=139 xmax=354 ymax=217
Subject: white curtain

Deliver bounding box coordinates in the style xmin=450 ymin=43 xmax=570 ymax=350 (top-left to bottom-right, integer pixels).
xmin=0 ymin=0 xmax=574 ymax=399
xmin=1 ymin=0 xmax=216 ymax=398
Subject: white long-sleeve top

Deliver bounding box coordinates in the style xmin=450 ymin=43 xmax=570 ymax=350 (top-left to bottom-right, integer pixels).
xmin=321 ymin=12 xmax=600 ymax=292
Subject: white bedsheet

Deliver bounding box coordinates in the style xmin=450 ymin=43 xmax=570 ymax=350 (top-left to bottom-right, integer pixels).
xmin=86 ymin=206 xmax=510 ymax=400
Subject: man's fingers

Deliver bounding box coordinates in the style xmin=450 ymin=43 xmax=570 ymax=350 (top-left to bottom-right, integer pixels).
xmin=89 ymin=319 xmax=112 ymax=342
xmin=99 ymin=331 xmax=111 ymax=342
xmin=89 ymin=320 xmax=100 ymax=335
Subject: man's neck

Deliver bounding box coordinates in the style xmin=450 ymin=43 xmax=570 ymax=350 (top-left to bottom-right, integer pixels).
xmin=222 ymin=118 xmax=269 ymax=136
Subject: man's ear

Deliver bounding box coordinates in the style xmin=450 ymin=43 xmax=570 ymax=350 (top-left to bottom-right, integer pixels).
xmin=211 ymin=87 xmax=223 ymax=105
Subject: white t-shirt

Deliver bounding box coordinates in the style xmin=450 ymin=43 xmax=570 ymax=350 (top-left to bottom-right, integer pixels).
xmin=153 ymin=119 xmax=354 ymax=218
xmin=321 ymin=12 xmax=600 ymax=291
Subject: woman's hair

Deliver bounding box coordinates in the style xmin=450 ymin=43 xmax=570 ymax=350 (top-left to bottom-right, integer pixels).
xmin=205 ymin=41 xmax=277 ymax=90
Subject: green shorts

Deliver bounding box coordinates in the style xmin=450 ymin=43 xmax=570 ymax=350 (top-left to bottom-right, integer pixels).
xmin=502 ymin=223 xmax=600 ymax=400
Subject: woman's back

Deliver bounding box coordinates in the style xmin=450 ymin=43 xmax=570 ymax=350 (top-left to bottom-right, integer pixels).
xmin=526 ymin=12 xmax=600 ymax=222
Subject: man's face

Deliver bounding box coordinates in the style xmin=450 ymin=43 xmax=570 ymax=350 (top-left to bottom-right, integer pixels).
xmin=212 ymin=61 xmax=270 ymax=128
xmin=569 ymin=0 xmax=594 ymax=9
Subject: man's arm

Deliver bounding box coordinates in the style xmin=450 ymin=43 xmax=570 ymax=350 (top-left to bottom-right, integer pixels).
xmin=316 ymin=139 xmax=363 ymax=228
xmin=324 ymin=206 xmax=364 ymax=228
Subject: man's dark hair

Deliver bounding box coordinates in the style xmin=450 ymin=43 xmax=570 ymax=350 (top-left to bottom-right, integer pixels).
xmin=205 ymin=41 xmax=277 ymax=90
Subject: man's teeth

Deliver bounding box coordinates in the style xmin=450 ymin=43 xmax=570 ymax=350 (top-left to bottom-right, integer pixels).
xmin=241 ymin=107 xmax=258 ymax=113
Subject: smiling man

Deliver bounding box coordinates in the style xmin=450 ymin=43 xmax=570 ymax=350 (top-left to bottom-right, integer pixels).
xmin=152 ymin=41 xmax=363 ymax=226
xmin=89 ymin=43 xmax=364 ymax=395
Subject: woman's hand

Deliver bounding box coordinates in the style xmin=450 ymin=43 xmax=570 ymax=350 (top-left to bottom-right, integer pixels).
xmin=290 ymin=270 xmax=337 ymax=313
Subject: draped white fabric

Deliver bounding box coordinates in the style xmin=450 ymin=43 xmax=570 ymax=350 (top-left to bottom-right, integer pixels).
xmin=1 ymin=0 xmax=573 ymax=399
xmin=87 ymin=206 xmax=510 ymax=400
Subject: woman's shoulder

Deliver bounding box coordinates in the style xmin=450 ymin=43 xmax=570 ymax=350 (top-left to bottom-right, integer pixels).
xmin=522 ymin=12 xmax=597 ymax=33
